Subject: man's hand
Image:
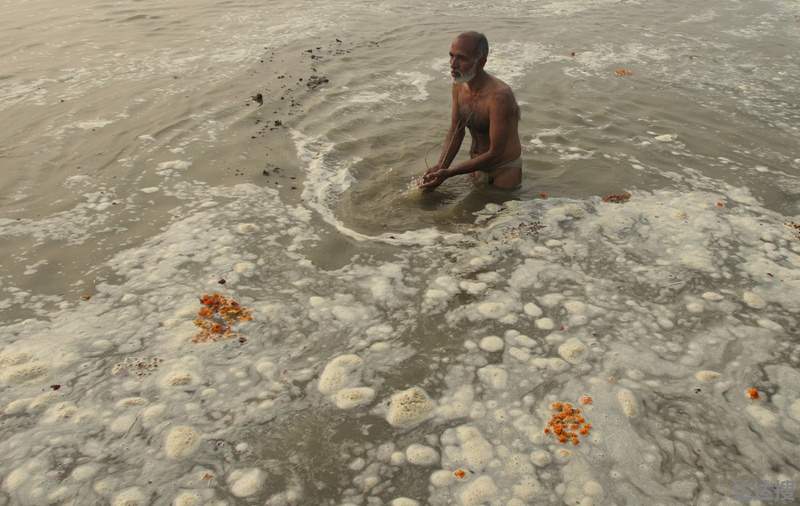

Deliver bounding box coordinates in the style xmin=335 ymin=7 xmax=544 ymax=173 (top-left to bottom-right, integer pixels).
xmin=423 ymin=163 xmax=442 ymax=177
xmin=419 ymin=168 xmax=449 ymax=190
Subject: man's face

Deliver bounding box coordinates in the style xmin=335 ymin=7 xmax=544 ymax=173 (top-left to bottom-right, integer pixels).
xmin=449 ymin=37 xmax=480 ymax=84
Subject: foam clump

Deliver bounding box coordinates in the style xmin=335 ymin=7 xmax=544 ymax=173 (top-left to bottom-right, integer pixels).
xmin=558 ymin=338 xmax=588 ymax=364
xmin=41 ymin=402 xmax=79 ymax=424
xmin=229 ymin=468 xmax=266 ymax=497
xmin=70 ymin=463 xmax=100 ymax=481
xmin=112 ymin=487 xmax=146 ymax=506
xmin=390 ymin=498 xmax=420 ymax=506
xmin=530 ymin=450 xmax=551 ymax=467
xmin=523 ymin=302 xmax=543 ymax=317
xmin=0 ymin=351 xmax=33 ymax=366
xmin=563 ymin=300 xmax=587 ymax=314
xmin=460 ymin=475 xmax=498 ymax=506
xmin=160 ymin=370 xmax=197 ymax=388
xmin=454 ymin=425 xmax=494 ymax=472
xmin=746 ymin=405 xmax=777 ymax=427
xmin=236 ymin=222 xmax=259 ymax=234
xmin=742 ymin=291 xmax=766 ymax=309
xmin=3 ymin=464 xmax=30 ymax=492
xmin=318 ymin=354 xmax=363 ymax=395
xmin=476 ymin=301 xmax=510 ymax=319
xmin=405 ymin=444 xmax=439 ymax=466
xmin=616 ymin=388 xmax=639 ymax=417
xmin=478 ymin=335 xmax=504 ymax=352
xmin=335 ymin=387 xmax=376 ymax=409
xmin=165 ymin=425 xmax=201 ymax=459
xmin=385 ymin=387 xmax=435 ymax=428
xmin=695 ymin=370 xmax=721 ymax=382
xmin=156 ymin=159 xmax=191 ymax=171
xmin=0 ymin=361 xmax=48 ymax=384
xmin=173 ymin=490 xmax=202 ymax=506
xmin=477 ymin=365 xmax=508 ymax=390
xmin=789 ymin=400 xmax=800 ymax=422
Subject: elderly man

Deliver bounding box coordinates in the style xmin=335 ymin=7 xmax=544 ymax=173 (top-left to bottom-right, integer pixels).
xmin=420 ymin=31 xmax=522 ymax=190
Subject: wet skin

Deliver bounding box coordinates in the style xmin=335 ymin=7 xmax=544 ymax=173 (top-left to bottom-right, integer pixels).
xmin=420 ymin=34 xmax=522 ymax=190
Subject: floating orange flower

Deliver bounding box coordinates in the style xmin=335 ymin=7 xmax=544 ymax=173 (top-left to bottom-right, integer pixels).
xmin=193 ymin=293 xmax=252 ymax=343
xmin=454 ymin=469 xmax=466 ymax=479
xmin=746 ymin=388 xmax=760 ymax=400
xmin=545 ymin=401 xmax=592 ymax=445
xmin=579 ymin=395 xmax=593 ymax=405
xmin=715 ymin=201 xmax=725 ymax=208
xmin=539 ymin=192 xmax=549 ymax=199
xmin=614 ymin=68 xmax=633 ymax=77
xmin=603 ymin=192 xmax=632 ymax=203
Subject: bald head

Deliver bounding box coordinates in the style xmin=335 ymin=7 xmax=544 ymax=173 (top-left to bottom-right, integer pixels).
xmin=456 ymin=31 xmax=489 ymax=60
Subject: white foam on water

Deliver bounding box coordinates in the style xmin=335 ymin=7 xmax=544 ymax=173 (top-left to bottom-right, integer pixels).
xmin=1 ymin=169 xmax=799 ymax=504
xmin=74 ymin=119 xmax=114 ymax=130
xmin=290 ymin=129 xmax=450 ymax=245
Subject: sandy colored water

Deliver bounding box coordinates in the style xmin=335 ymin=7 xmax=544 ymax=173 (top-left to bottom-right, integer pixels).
xmin=1 ymin=0 xmax=800 ymax=505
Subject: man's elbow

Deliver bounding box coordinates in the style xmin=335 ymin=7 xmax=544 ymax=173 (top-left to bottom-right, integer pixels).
xmin=484 ymin=149 xmax=504 ymax=166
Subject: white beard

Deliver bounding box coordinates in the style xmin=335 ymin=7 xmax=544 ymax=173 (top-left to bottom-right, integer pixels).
xmin=453 ymin=62 xmax=477 ymax=84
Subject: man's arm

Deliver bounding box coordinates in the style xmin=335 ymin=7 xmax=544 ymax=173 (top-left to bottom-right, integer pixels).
xmin=428 ymin=85 xmax=465 ymax=173
xmin=440 ymin=91 xmax=514 ymax=178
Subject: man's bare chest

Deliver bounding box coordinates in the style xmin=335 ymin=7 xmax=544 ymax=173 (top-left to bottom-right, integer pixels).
xmin=458 ymin=95 xmax=490 ymax=133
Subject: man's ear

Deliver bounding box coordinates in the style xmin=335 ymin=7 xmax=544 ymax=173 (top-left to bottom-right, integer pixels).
xmin=478 ymin=55 xmax=487 ymax=69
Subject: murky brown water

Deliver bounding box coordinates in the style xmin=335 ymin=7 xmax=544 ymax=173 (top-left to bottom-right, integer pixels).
xmin=2 ymin=0 xmax=800 ymax=505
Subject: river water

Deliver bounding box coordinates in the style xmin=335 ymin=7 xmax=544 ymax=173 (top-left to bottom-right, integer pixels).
xmin=2 ymin=0 xmax=800 ymax=505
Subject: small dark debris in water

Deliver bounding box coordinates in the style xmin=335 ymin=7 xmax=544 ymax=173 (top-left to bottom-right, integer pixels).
xmin=694 ymin=387 xmax=702 ymax=394
xmin=80 ymin=294 xmax=91 ymax=301
xmin=291 ymin=186 xmax=297 ymax=190
xmin=251 ymin=93 xmax=263 ymax=105
xmin=786 ymin=221 xmax=800 ymax=239
xmin=274 ymin=120 xmax=282 ymax=126
xmin=602 ymin=192 xmax=631 ymax=203
xmin=50 ymin=384 xmax=61 ymax=391
xmin=262 ymin=169 xmax=269 ymax=176
xmin=570 ymin=51 xmax=576 ymax=57
xmin=60 ymin=99 xmax=65 ymax=103
xmin=277 ymin=74 xmax=285 ymax=79
xmin=305 ymin=49 xmax=313 ymax=53
xmin=239 ymin=337 xmax=247 ymax=344
xmin=306 ymin=75 xmax=329 ymax=90
xmin=218 ymin=278 xmax=226 ymax=285
xmin=336 ymin=38 xmax=342 ymax=43
xmin=767 ymin=272 xmax=774 ymax=277
xmin=502 ymin=222 xmax=545 ymax=240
